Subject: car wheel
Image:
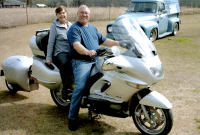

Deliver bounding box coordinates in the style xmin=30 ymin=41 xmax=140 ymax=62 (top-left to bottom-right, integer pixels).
xmin=172 ymin=23 xmax=178 ymax=36
xmin=150 ymin=28 xmax=157 ymax=42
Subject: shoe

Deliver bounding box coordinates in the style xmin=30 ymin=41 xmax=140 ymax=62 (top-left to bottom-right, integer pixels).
xmin=68 ymin=119 xmax=77 ymax=131
xmin=62 ymin=89 xmax=68 ymax=100
xmin=81 ymin=96 xmax=88 ymax=108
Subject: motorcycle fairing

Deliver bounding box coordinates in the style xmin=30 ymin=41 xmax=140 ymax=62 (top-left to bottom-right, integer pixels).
xmin=89 ymin=17 xmax=164 ymax=103
xmin=112 ymin=17 xmax=157 ymax=61
xmin=140 ymin=91 xmax=172 ymax=109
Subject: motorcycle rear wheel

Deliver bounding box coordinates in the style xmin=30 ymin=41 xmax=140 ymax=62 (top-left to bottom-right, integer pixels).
xmin=50 ymin=89 xmax=71 ymax=109
xmin=5 ymin=79 xmax=18 ymax=93
xmin=132 ymin=103 xmax=173 ymax=135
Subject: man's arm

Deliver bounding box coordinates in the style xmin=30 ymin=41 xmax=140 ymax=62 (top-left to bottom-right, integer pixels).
xmin=73 ymin=42 xmax=97 ymax=58
xmin=102 ymin=38 xmax=119 ymax=47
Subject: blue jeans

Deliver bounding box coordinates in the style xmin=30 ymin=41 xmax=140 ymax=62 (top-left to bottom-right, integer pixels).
xmin=68 ymin=59 xmax=96 ymax=120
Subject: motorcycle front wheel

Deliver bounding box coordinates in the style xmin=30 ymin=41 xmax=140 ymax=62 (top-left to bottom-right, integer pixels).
xmin=132 ymin=103 xmax=173 ymax=135
xmin=50 ymin=89 xmax=71 ymax=109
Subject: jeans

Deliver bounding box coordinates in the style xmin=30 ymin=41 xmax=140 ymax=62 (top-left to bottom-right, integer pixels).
xmin=68 ymin=59 xmax=96 ymax=120
xmin=53 ymin=52 xmax=72 ymax=99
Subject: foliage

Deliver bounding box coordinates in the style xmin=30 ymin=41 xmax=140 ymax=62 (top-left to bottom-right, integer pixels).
xmin=11 ymin=0 xmax=130 ymax=7
xmin=45 ymin=0 xmax=69 ymax=7
xmin=1 ymin=0 xmax=200 ymax=8
xmin=179 ymin=0 xmax=200 ymax=7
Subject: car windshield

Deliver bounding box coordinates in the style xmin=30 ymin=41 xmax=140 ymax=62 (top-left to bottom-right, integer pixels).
xmin=112 ymin=17 xmax=156 ymax=59
xmin=127 ymin=2 xmax=157 ymax=13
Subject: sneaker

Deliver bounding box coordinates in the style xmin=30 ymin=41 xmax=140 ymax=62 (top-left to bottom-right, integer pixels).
xmin=68 ymin=119 xmax=77 ymax=131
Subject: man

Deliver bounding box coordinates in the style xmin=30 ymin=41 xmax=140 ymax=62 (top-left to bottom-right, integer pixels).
xmin=67 ymin=5 xmax=119 ymax=131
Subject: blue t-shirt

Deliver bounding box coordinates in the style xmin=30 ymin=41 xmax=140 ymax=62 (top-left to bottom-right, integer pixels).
xmin=67 ymin=21 xmax=106 ymax=60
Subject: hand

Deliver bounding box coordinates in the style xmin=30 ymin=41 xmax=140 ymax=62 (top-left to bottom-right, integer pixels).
xmin=46 ymin=60 xmax=52 ymax=65
xmin=118 ymin=40 xmax=132 ymax=49
xmin=86 ymin=50 xmax=97 ymax=58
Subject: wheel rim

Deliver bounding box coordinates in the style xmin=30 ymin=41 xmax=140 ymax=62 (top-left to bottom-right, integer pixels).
xmin=51 ymin=89 xmax=71 ymax=107
xmin=134 ymin=105 xmax=166 ymax=134
xmin=150 ymin=29 xmax=157 ymax=42
xmin=7 ymin=83 xmax=14 ymax=90
xmin=173 ymin=23 xmax=178 ymax=35
xmin=5 ymin=80 xmax=14 ymax=90
xmin=5 ymin=79 xmax=18 ymax=93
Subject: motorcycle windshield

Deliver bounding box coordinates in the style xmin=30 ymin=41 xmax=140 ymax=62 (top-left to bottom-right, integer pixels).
xmin=112 ymin=17 xmax=156 ymax=59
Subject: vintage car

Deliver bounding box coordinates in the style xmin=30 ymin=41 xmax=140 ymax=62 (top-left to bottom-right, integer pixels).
xmin=106 ymin=0 xmax=181 ymax=41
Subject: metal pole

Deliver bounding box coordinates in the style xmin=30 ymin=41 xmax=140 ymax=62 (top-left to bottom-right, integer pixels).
xmin=26 ymin=4 xmax=28 ymax=25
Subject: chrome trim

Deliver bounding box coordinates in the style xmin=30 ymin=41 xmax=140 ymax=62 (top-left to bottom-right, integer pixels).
xmin=31 ymin=75 xmax=56 ymax=84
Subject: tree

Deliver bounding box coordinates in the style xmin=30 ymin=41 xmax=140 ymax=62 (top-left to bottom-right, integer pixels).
xmin=72 ymin=0 xmax=84 ymax=7
xmin=19 ymin=0 xmax=32 ymax=7
xmin=0 ymin=0 xmax=4 ymax=7
xmin=45 ymin=0 xmax=70 ymax=7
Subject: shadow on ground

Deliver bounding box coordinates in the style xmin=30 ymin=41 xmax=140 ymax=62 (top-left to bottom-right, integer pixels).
xmin=0 ymin=90 xmax=28 ymax=104
xmin=0 ymin=90 xmax=141 ymax=135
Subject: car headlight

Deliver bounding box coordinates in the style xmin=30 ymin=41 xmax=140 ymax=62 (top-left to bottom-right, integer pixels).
xmin=150 ymin=64 xmax=164 ymax=78
xmin=108 ymin=26 xmax=112 ymax=33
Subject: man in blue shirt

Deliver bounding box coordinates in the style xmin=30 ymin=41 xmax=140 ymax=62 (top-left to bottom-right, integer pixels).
xmin=67 ymin=5 xmax=119 ymax=131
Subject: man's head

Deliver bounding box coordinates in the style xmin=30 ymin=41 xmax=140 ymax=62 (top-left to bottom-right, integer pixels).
xmin=77 ymin=5 xmax=90 ymax=26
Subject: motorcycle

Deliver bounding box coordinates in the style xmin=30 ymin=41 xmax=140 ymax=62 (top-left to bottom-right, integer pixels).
xmin=0 ymin=17 xmax=173 ymax=135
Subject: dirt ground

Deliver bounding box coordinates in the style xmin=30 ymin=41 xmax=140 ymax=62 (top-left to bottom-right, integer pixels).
xmin=0 ymin=14 xmax=200 ymax=135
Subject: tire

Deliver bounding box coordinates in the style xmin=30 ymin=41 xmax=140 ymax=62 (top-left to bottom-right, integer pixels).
xmin=172 ymin=23 xmax=178 ymax=36
xmin=132 ymin=103 xmax=173 ymax=135
xmin=150 ymin=28 xmax=157 ymax=42
xmin=5 ymin=79 xmax=18 ymax=93
xmin=50 ymin=89 xmax=71 ymax=109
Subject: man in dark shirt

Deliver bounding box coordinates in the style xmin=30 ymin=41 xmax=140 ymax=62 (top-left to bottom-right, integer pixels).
xmin=67 ymin=5 xmax=119 ymax=131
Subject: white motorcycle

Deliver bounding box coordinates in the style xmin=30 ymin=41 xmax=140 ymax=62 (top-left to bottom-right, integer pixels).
xmin=0 ymin=17 xmax=173 ymax=135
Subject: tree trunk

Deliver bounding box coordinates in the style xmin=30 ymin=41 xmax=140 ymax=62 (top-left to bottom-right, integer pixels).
xmin=1 ymin=0 xmax=4 ymax=8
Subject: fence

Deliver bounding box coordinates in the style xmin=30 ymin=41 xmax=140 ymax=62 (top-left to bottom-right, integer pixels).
xmin=0 ymin=5 xmax=200 ymax=29
xmin=0 ymin=7 xmax=125 ymax=29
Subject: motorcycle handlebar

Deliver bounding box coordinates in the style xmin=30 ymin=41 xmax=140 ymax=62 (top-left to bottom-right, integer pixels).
xmin=96 ymin=48 xmax=107 ymax=56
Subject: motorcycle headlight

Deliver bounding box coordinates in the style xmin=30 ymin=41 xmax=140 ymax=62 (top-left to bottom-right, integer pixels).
xmin=150 ymin=64 xmax=164 ymax=78
xmin=108 ymin=26 xmax=112 ymax=33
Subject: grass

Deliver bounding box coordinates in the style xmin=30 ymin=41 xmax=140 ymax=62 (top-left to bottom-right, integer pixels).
xmin=152 ymin=14 xmax=200 ymax=134
xmin=0 ymin=14 xmax=200 ymax=134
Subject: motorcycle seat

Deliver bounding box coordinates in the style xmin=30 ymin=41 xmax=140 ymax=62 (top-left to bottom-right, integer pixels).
xmin=36 ymin=30 xmax=49 ymax=57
